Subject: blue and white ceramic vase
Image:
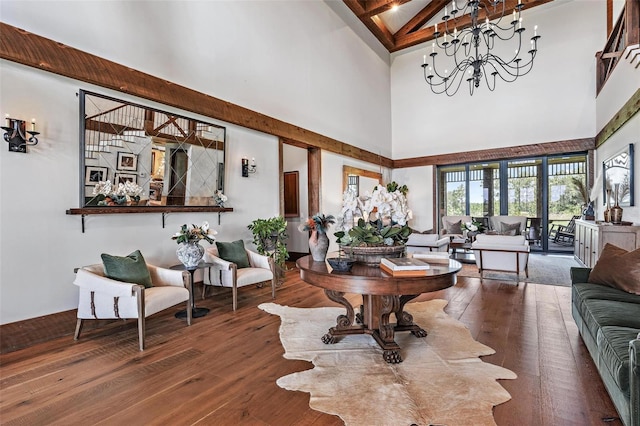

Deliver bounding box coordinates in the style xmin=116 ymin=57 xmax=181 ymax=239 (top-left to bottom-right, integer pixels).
xmin=176 ymin=241 xmax=205 ymax=267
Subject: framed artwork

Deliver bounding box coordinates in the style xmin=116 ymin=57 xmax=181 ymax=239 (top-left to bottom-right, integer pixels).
xmin=603 ymin=143 xmax=634 ymax=207
xmin=117 ymin=152 xmax=138 ymax=171
xmin=84 ymin=166 xmax=109 ymax=185
xmin=115 ymin=173 xmax=138 ymax=185
xmin=284 ymin=171 xmax=299 ymax=218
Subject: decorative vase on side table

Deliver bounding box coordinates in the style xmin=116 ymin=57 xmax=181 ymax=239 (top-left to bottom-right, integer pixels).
xmin=309 ymin=230 xmax=330 ymax=262
xmin=176 ymin=241 xmax=205 ymax=267
xmin=610 ymin=184 xmax=624 ymax=224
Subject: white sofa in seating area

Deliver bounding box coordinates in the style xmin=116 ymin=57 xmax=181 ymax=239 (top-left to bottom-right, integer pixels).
xmin=406 ymin=233 xmax=450 ymax=255
xmin=441 ymin=215 xmax=528 ymax=238
xmin=471 ymin=234 xmax=530 ymax=282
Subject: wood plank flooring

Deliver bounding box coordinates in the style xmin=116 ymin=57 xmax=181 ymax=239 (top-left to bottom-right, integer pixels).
xmin=0 ymin=266 xmax=622 ymax=426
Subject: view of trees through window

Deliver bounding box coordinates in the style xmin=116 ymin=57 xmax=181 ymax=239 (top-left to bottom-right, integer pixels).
xmin=438 ymin=154 xmax=587 ymax=252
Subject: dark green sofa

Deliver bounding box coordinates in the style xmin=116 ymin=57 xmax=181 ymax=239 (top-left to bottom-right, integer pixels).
xmin=571 ymin=267 xmax=640 ymax=426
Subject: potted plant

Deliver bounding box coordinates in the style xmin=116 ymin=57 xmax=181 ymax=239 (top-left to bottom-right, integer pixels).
xmin=248 ymin=216 xmax=289 ymax=277
xmin=334 ymin=181 xmax=412 ymax=266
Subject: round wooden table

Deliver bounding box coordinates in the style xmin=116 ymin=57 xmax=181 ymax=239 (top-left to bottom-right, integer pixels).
xmin=296 ymin=255 xmax=461 ymax=363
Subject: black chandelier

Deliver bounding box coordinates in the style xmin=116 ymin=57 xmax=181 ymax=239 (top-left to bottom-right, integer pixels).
xmin=421 ymin=0 xmax=540 ymax=96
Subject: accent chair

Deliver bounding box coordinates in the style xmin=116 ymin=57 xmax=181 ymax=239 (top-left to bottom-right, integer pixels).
xmin=203 ymin=244 xmax=276 ymax=311
xmin=471 ymin=234 xmax=530 ymax=283
xmin=73 ymin=263 xmax=191 ymax=351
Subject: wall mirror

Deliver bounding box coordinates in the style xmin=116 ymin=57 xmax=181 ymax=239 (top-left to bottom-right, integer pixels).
xmin=342 ymin=166 xmax=382 ymax=196
xmin=603 ymin=143 xmax=634 ymax=207
xmin=80 ymin=90 xmax=226 ymax=208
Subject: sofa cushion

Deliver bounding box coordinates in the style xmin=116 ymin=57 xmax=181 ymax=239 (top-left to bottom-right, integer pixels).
xmin=597 ymin=326 xmax=640 ymax=396
xmin=443 ymin=219 xmax=462 ymax=235
xmin=499 ymin=221 xmax=522 ymax=236
xmin=101 ymin=249 xmax=153 ymax=288
xmin=216 ymin=240 xmax=251 ymax=269
xmin=572 ymin=283 xmax=640 ymax=317
xmin=589 ymin=244 xmax=640 ymax=295
xmin=578 ymin=299 xmax=640 ymax=339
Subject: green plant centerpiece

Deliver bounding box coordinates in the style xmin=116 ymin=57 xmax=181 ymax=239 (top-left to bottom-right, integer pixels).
xmin=334 ymin=181 xmax=412 ymax=266
xmin=248 ymin=216 xmax=289 ymax=279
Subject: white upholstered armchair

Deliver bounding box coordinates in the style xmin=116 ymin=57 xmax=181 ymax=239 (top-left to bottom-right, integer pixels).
xmin=406 ymin=233 xmax=450 ymax=254
xmin=471 ymin=234 xmax=530 ymax=282
xmin=204 ymin=245 xmax=275 ymax=311
xmin=73 ymin=263 xmax=191 ymax=350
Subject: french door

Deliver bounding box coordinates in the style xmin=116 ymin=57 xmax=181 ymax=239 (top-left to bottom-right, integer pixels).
xmin=438 ymin=154 xmax=587 ymax=253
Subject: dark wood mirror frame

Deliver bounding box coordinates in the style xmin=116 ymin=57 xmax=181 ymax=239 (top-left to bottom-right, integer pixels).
xmin=603 ymin=143 xmax=635 ymax=207
xmin=67 ymin=91 xmax=232 ymax=231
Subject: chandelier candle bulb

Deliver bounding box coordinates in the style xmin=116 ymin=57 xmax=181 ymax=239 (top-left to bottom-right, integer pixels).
xmin=534 ymin=25 xmax=538 ymax=36
xmin=513 ymin=9 xmax=516 ymax=22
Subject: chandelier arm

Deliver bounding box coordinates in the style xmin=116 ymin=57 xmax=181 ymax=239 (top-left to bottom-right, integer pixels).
xmin=483 ymin=56 xmax=522 ymax=81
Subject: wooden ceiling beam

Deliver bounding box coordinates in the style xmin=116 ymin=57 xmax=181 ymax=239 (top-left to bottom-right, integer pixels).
xmin=343 ymin=0 xmax=397 ymax=50
xmin=355 ymin=0 xmax=554 ymax=52
xmin=395 ymin=0 xmax=448 ymax=37
xmin=357 ymin=0 xmax=413 ymax=19
xmin=392 ymin=138 xmax=595 ymax=168
xmin=0 ymin=22 xmax=393 ymax=168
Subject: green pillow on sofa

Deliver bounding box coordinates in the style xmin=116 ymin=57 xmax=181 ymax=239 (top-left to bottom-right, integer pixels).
xmin=216 ymin=240 xmax=251 ymax=268
xmin=101 ymin=249 xmax=153 ymax=288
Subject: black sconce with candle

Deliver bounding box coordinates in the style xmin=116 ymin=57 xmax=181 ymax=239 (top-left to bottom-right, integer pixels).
xmin=2 ymin=115 xmax=39 ymax=153
xmin=241 ymin=157 xmax=257 ymax=177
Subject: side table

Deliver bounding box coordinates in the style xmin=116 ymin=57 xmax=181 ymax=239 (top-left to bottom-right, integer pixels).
xmin=170 ymin=262 xmax=214 ymax=319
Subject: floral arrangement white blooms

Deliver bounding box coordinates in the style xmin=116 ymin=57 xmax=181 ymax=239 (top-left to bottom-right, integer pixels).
xmin=171 ymin=221 xmax=217 ymax=244
xmin=335 ymin=182 xmax=413 ymax=247
xmin=213 ymin=190 xmax=227 ymax=207
xmin=93 ymin=180 xmax=144 ymax=206
xmin=462 ymin=220 xmax=486 ymax=233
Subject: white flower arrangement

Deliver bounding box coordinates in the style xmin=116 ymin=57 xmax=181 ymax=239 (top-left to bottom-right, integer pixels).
xmin=335 ymin=182 xmax=413 ymax=247
xmin=213 ymin=190 xmax=227 ymax=206
xmin=93 ymin=180 xmax=144 ymax=206
xmin=462 ymin=222 xmax=479 ymax=232
xmin=339 ymin=184 xmax=412 ymax=233
xmin=171 ymin=221 xmax=217 ymax=244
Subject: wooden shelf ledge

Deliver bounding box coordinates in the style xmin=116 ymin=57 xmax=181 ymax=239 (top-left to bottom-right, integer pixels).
xmin=66 ymin=206 xmax=233 ymax=232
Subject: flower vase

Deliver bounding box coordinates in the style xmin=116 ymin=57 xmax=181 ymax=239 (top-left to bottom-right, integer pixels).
xmin=610 ymin=184 xmax=624 ymax=224
xmin=309 ymin=230 xmax=329 ymax=262
xmin=176 ymin=241 xmax=205 ymax=267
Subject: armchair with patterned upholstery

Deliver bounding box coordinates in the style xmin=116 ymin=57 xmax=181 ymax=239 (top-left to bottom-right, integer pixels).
xmin=203 ymin=241 xmax=276 ymax=311
xmin=73 ymin=261 xmax=191 ymax=351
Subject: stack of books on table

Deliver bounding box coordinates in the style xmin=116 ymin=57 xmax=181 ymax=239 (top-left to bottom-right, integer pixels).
xmin=411 ymin=252 xmax=451 ymax=264
xmin=380 ymin=257 xmax=430 ymax=277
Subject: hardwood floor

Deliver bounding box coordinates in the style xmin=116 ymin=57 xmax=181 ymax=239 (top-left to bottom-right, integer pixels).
xmin=0 ymin=267 xmax=622 ymax=426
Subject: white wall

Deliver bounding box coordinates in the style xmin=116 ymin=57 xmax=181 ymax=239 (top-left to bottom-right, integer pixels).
xmin=390 ymin=0 xmax=605 ymax=158
xmin=0 ymin=1 xmax=392 ymax=324
xmin=594 ymin=47 xmax=640 ymax=223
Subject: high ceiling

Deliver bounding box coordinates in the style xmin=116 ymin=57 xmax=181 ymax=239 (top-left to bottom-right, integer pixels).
xmin=343 ymin=0 xmax=553 ymax=52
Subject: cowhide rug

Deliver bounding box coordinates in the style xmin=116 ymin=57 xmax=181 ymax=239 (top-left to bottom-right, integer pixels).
xmin=259 ymin=299 xmax=517 ymax=426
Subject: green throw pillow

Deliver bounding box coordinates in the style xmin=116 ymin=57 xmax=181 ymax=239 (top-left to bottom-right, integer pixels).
xmin=101 ymin=249 xmax=153 ymax=288
xmin=216 ymin=240 xmax=251 ymax=269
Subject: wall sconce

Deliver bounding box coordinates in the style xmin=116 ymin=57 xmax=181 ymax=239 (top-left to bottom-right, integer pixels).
xmin=241 ymin=157 xmax=257 ymax=177
xmin=2 ymin=115 xmax=39 ymax=153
